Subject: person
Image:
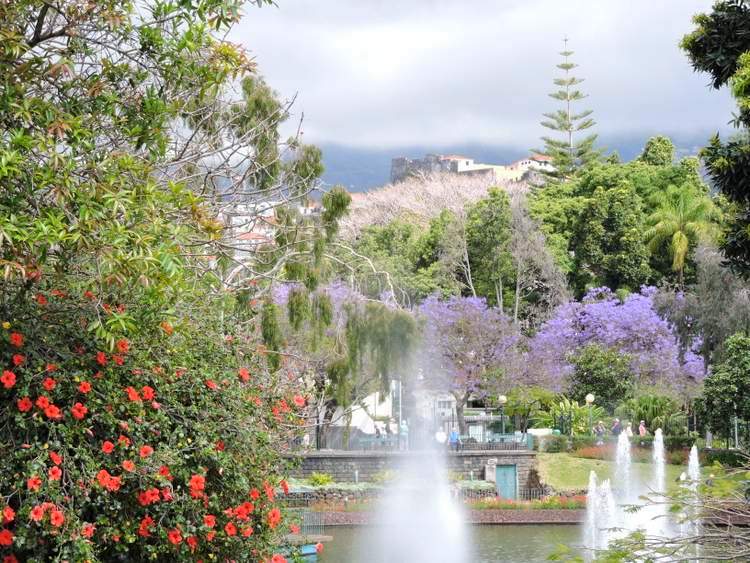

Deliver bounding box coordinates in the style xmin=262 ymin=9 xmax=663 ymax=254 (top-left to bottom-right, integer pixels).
xmin=399 ymin=420 xmax=409 ymax=451
xmin=638 ymin=420 xmax=647 ymax=437
xmin=625 ymin=422 xmax=634 ymax=438
xmin=611 ymin=418 xmax=622 ymax=436
xmin=448 ymin=428 xmax=461 ymax=452
xmin=593 ymin=421 xmax=606 ymax=446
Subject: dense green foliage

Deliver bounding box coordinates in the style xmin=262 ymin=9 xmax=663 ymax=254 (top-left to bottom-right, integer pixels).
xmin=568 ymin=344 xmax=633 ymax=411
xmin=530 ymin=150 xmax=717 ymax=295
xmin=683 ymin=0 xmax=750 ymax=276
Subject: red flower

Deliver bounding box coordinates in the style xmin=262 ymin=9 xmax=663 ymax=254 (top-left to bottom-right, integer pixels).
xmin=42 ymin=377 xmax=56 ymax=391
xmin=271 ymin=555 xmax=287 ymax=563
xmin=3 ymin=555 xmax=19 ymax=563
xmin=290 ymin=524 xmax=300 ymax=534
xmin=0 ymin=529 xmax=14 ymax=547
xmin=224 ymin=522 xmax=237 ymax=536
xmin=45 ymin=363 xmax=57 ymax=372
xmin=35 ymin=293 xmax=48 ymax=305
xmin=205 ymin=379 xmax=218 ymax=390
xmin=48 ymin=466 xmax=62 ymax=481
xmin=96 ymin=470 xmax=112 ymax=489
xmin=125 ymin=386 xmax=141 ymax=402
xmin=17 ymin=397 xmax=32 ymax=412
xmin=186 ymin=535 xmax=198 ymax=552
xmin=267 ymin=507 xmax=282 ymax=529
xmin=78 ymin=381 xmax=92 ymax=393
xmin=141 ymin=385 xmax=155 ymax=400
xmin=203 ymin=514 xmax=216 ymax=528
xmin=1 ymin=370 xmax=16 ymax=389
xmin=49 ymin=451 xmax=62 ymax=465
xmin=11 ymin=354 xmax=25 ymax=366
xmin=315 ymin=542 xmax=324 ymax=554
xmin=9 ymin=332 xmax=23 ymax=348
xmin=50 ymin=289 xmax=66 ymax=298
xmin=95 ymin=351 xmax=107 ymax=366
xmin=158 ymin=465 xmax=172 ymax=480
xmin=2 ymin=506 xmax=14 ymax=524
xmin=44 ymin=404 xmax=61 ymax=419
xmin=122 ymin=460 xmax=135 ymax=472
xmin=167 ymin=528 xmax=182 ymax=545
xmin=280 ymin=479 xmax=289 ymax=494
xmin=83 ymin=290 xmax=95 ymax=300
xmin=35 ymin=396 xmax=50 ymax=409
xmin=249 ymin=488 xmax=260 ymax=501
xmin=293 ymin=395 xmax=306 ymax=408
xmin=71 ymin=402 xmax=88 ymax=420
xmin=189 ymin=474 xmax=205 ymax=492
xmin=161 ymin=487 xmax=173 ymax=501
xmin=118 ymin=435 xmax=131 ymax=447
xmin=138 ymin=515 xmax=154 ymax=537
xmin=215 ymin=440 xmax=225 ymax=452
xmin=29 ymin=505 xmax=45 ymax=522
xmin=238 ymin=368 xmax=250 ymax=382
xmin=264 ymin=481 xmax=276 ymax=502
xmin=137 ymin=488 xmax=161 ymax=506
xmin=241 ymin=526 xmax=253 ymax=537
xmin=206 ymin=530 xmax=216 ymax=541
xmin=160 ymin=321 xmax=174 ymax=335
xmin=49 ymin=509 xmax=64 ymax=527
xmin=81 ymin=523 xmax=95 ymax=538
xmin=139 ymin=445 xmax=153 ymax=458
xmin=107 ymin=475 xmax=121 ymax=492
xmin=101 ymin=441 xmax=115 ymax=454
xmin=235 ymin=501 xmax=254 ymax=521
xmin=27 ymin=475 xmax=42 ymax=491
xmin=115 ymin=338 xmax=130 ymax=353
xmin=112 ymin=354 xmax=124 ymax=366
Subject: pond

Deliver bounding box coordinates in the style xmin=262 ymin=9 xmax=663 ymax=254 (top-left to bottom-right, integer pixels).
xmin=319 ymin=524 xmax=581 ymax=563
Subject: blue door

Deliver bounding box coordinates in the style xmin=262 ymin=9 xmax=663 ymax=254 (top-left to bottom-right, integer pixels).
xmin=495 ymin=464 xmax=517 ymax=499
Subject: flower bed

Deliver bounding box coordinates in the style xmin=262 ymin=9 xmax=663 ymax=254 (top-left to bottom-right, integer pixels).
xmin=466 ymin=495 xmax=586 ymax=510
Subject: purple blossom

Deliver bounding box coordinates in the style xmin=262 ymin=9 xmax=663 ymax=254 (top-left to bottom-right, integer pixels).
xmin=529 ymin=286 xmax=706 ymax=393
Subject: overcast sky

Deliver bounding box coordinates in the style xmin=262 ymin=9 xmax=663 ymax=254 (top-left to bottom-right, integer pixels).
xmin=230 ymin=0 xmax=735 ymax=151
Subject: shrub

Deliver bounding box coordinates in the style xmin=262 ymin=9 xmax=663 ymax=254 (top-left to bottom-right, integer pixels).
xmin=308 ymin=473 xmax=334 ymax=487
xmin=370 ymin=470 xmax=399 ymax=484
xmin=467 ymin=495 xmax=586 ymax=510
xmin=615 ymin=394 xmax=688 ymax=436
xmin=540 ymin=435 xmax=571 ymax=453
xmin=533 ymin=396 xmax=605 ymax=436
xmin=703 ymin=449 xmax=748 ymax=467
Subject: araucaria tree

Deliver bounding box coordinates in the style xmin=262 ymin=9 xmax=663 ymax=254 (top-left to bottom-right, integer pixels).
xmin=418 ymin=296 xmax=522 ymax=434
xmin=539 ymin=38 xmax=600 ymax=179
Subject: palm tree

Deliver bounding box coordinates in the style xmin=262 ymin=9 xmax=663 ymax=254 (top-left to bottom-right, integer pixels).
xmin=645 ymin=184 xmax=720 ymax=288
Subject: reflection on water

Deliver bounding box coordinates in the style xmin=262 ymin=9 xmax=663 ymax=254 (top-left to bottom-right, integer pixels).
xmin=320 ymin=524 xmax=581 ymax=563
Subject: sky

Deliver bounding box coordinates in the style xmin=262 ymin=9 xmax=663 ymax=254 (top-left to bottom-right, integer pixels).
xmin=230 ymin=0 xmax=735 ymax=153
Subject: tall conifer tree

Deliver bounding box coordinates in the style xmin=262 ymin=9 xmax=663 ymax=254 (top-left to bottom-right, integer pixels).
xmin=539 ymin=38 xmax=600 ymax=179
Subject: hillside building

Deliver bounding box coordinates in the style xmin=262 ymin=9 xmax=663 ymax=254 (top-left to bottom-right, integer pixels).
xmin=390 ymin=153 xmax=553 ymax=184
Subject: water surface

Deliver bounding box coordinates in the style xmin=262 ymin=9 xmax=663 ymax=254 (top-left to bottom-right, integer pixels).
xmin=320 ymin=524 xmax=581 ymax=563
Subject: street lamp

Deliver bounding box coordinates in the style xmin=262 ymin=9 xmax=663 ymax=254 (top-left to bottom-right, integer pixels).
xmin=498 ymin=394 xmax=508 ymax=436
xmin=585 ymin=393 xmax=595 ymax=436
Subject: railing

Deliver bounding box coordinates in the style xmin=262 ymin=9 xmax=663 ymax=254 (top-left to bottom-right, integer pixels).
xmin=286 ymin=508 xmax=324 ymax=535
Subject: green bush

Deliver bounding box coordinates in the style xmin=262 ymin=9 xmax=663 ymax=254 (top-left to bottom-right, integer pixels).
xmin=308 ymin=472 xmax=334 ymax=487
xmin=540 ymin=435 xmax=571 ymax=453
xmin=703 ymin=449 xmax=748 ymax=467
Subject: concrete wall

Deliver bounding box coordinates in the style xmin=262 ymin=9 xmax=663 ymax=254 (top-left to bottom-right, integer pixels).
xmin=285 ymin=450 xmax=537 ymax=488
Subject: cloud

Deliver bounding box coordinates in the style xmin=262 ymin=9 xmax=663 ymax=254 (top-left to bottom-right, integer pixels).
xmin=230 ymin=0 xmax=734 ymax=149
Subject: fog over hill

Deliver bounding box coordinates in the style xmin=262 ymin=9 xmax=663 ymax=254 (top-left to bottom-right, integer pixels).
xmin=320 ymin=132 xmax=720 ymax=192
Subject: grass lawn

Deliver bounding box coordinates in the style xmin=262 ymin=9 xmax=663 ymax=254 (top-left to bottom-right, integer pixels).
xmin=538 ymin=453 xmax=686 ymax=493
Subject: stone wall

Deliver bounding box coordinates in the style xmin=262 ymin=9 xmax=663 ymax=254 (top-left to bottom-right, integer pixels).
xmin=285 ymin=450 xmax=538 ymax=489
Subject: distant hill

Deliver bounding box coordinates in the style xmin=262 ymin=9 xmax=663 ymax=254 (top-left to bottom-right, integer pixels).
xmin=318 ymin=132 xmax=717 ymax=192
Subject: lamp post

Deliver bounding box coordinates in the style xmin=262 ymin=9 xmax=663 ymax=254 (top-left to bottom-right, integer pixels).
xmin=585 ymin=393 xmax=595 ymax=436
xmin=498 ymin=394 xmax=508 ymax=436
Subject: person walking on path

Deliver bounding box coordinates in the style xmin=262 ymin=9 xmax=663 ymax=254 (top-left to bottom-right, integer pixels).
xmin=611 ymin=418 xmax=622 ymax=436
xmin=448 ymin=429 xmax=461 ymax=452
xmin=638 ymin=420 xmax=647 ymax=437
xmin=594 ymin=421 xmax=606 ymax=446
xmin=399 ymin=420 xmax=409 ymax=451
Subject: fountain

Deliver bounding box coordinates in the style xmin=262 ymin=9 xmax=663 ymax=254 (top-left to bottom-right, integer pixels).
xmin=584 ymin=430 xmax=701 ymax=559
xmin=614 ymin=431 xmax=632 ymax=505
xmin=361 ymin=445 xmax=468 ymax=563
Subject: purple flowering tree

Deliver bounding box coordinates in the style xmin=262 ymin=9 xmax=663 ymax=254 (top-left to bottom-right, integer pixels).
xmin=418 ymin=295 xmax=523 ymax=434
xmin=528 ymin=286 xmax=705 ymax=397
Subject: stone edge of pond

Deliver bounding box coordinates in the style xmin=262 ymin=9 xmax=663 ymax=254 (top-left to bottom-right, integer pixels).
xmin=317 ymin=509 xmax=585 ymax=525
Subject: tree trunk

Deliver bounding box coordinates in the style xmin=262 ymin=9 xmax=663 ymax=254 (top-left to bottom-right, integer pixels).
xmin=453 ymin=392 xmax=469 ymax=435
xmin=513 ymin=274 xmax=521 ymax=324
xmin=495 ymin=278 xmax=503 ymax=311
